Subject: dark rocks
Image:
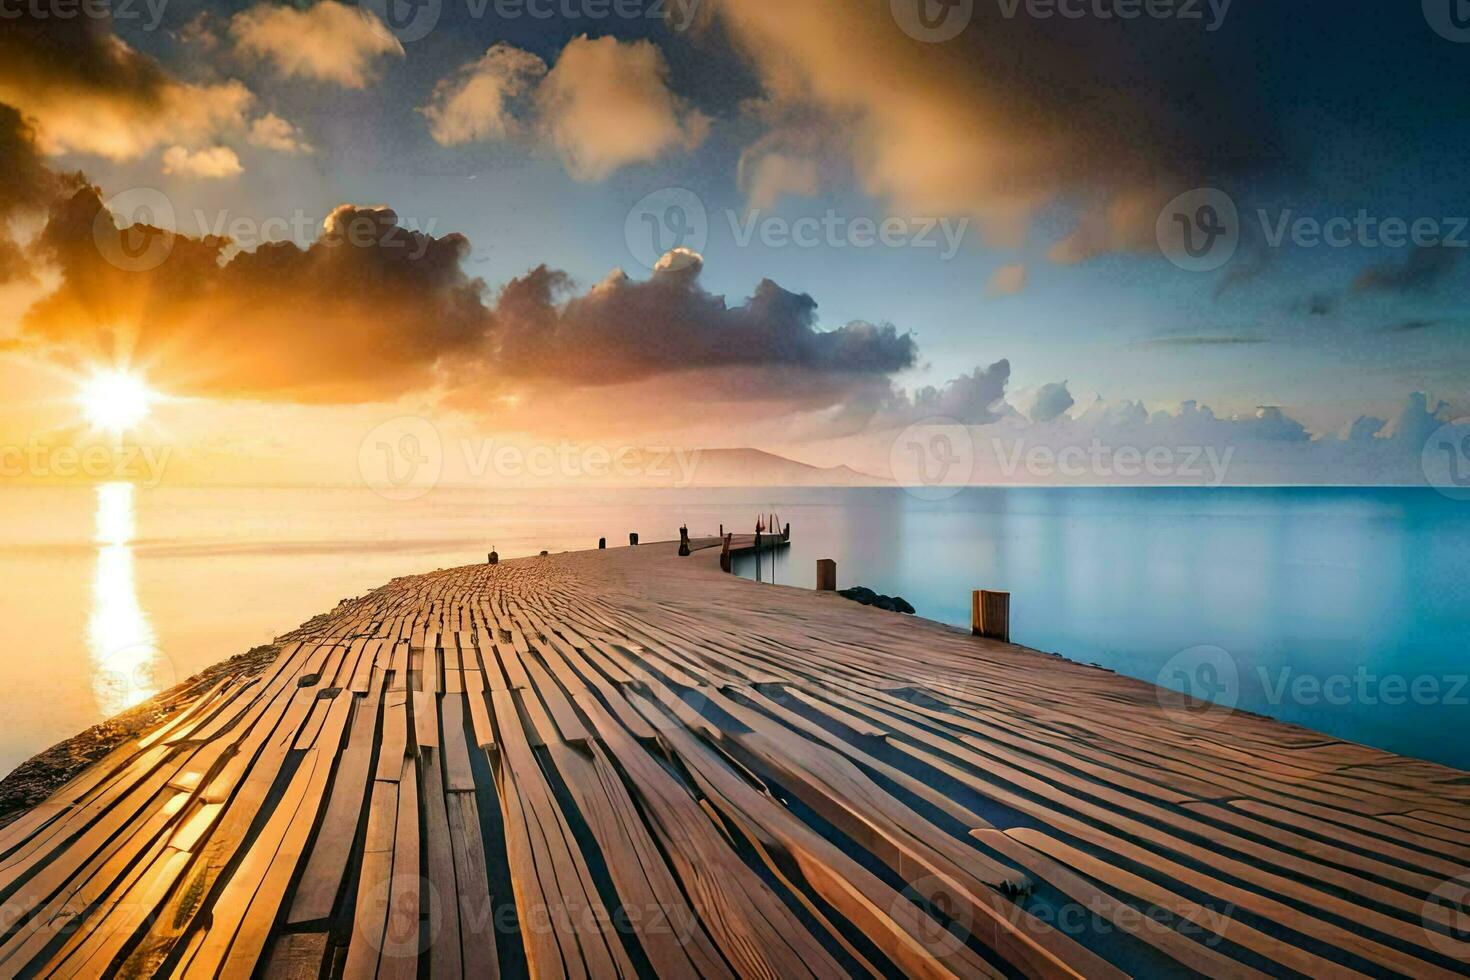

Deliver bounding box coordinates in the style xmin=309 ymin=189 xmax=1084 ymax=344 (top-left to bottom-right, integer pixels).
xmin=838 ymin=586 xmax=915 ymax=615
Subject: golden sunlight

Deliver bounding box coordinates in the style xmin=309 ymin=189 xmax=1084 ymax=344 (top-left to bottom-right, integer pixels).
xmin=78 ymin=369 xmax=154 ymax=434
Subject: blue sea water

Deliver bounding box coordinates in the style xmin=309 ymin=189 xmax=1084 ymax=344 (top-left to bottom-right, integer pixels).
xmin=1 ymin=484 xmax=1466 ymax=775
xmin=736 ymin=486 xmax=1470 ymax=772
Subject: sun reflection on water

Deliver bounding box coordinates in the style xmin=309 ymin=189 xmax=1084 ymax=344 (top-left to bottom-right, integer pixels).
xmin=89 ymin=483 xmax=165 ymax=714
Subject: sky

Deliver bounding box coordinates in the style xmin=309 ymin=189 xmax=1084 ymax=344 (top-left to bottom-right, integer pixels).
xmin=1 ymin=0 xmax=1469 ymax=488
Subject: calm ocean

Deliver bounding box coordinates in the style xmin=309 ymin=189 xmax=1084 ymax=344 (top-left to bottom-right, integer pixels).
xmin=2 ymin=485 xmax=1466 ymax=775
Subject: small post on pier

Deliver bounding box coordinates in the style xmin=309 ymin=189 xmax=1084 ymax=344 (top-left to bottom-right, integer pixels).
xmin=972 ymin=590 xmax=1010 ymax=642
xmin=816 ymin=559 xmax=837 ymax=592
xmin=488 ymin=549 xmax=499 ymax=565
xmin=678 ymin=525 xmax=691 ymax=557
xmin=720 ymin=534 xmax=733 ymax=573
xmin=599 ymin=537 xmax=606 ymax=550
xmin=629 ymin=532 xmax=639 ymax=546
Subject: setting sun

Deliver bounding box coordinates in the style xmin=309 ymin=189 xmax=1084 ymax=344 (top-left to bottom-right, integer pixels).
xmin=78 ymin=370 xmax=154 ymax=434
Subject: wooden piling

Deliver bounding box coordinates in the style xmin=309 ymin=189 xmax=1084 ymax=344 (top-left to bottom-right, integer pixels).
xmin=816 ymin=559 xmax=837 ymax=592
xmin=972 ymin=590 xmax=1010 ymax=642
xmin=629 ymin=532 xmax=639 ymax=546
xmin=599 ymin=537 xmax=606 ymax=550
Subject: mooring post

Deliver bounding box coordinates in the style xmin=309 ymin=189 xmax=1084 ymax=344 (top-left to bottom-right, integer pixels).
xmin=488 ymin=549 xmax=499 ymax=565
xmin=678 ymin=525 xmax=691 ymax=557
xmin=629 ymin=532 xmax=639 ymax=546
xmin=972 ymin=590 xmax=1011 ymax=642
xmin=599 ymin=537 xmax=606 ymax=550
xmin=720 ymin=534 xmax=733 ymax=573
xmin=816 ymin=559 xmax=837 ymax=591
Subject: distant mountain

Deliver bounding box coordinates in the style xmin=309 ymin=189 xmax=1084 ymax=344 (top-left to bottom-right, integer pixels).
xmin=616 ymin=447 xmax=892 ymax=488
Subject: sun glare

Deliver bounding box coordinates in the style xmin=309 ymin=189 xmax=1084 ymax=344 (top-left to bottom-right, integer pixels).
xmin=78 ymin=370 xmax=154 ymax=434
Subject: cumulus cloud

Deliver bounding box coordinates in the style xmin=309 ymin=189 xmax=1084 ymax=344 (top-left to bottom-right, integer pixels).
xmin=0 ymin=13 xmax=252 ymax=160
xmin=420 ymin=43 xmax=547 ymax=146
xmin=711 ymin=0 xmax=1285 ymax=255
xmin=24 ymin=191 xmax=490 ymax=402
xmin=422 ymin=36 xmax=709 ymax=181
xmin=0 ymin=104 xmax=75 ymax=284
xmin=483 ymin=250 xmax=915 ymax=386
xmin=1353 ymin=245 xmax=1460 ymax=294
xmin=162 ymin=145 xmax=243 ymax=179
xmin=985 ymin=263 xmax=1027 ymax=297
xmin=247 ymin=113 xmax=313 ymax=154
xmin=537 ymin=36 xmax=710 ymax=181
xmin=1027 ymin=381 xmax=1075 ymax=422
xmin=231 ymin=1 xmax=404 ymax=89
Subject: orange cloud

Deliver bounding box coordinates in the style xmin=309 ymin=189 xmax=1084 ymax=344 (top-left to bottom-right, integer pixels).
xmin=231 ymin=0 xmax=404 ymax=89
xmin=0 ymin=14 xmax=252 ymax=161
xmin=422 ymin=36 xmax=708 ymax=181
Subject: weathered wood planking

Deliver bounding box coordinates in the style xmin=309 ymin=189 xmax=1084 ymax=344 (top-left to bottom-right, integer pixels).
xmin=1 ymin=539 xmax=1466 ymax=978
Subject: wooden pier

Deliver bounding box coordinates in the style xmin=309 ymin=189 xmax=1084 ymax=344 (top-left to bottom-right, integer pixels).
xmin=0 ymin=538 xmax=1466 ymax=978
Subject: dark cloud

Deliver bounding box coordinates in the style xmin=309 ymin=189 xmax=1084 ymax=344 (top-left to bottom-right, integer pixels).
xmin=1378 ymin=318 xmax=1442 ymax=334
xmin=1353 ymin=245 xmax=1460 ymax=294
xmin=24 ymin=191 xmax=490 ymax=401
xmin=1131 ymin=334 xmax=1268 ymax=349
xmin=1028 ymin=381 xmax=1075 ymax=423
xmin=0 ymin=103 xmax=77 ymax=285
xmin=0 ymin=8 xmax=250 ymax=160
xmin=485 ymin=253 xmax=916 ymax=387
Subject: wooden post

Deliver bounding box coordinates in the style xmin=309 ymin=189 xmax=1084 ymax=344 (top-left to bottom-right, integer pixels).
xmin=488 ymin=550 xmax=499 ymax=565
xmin=816 ymin=559 xmax=837 ymax=592
xmin=629 ymin=532 xmax=639 ymax=546
xmin=678 ymin=525 xmax=690 ymax=556
xmin=599 ymin=537 xmax=606 ymax=549
xmin=972 ymin=590 xmax=1010 ymax=642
